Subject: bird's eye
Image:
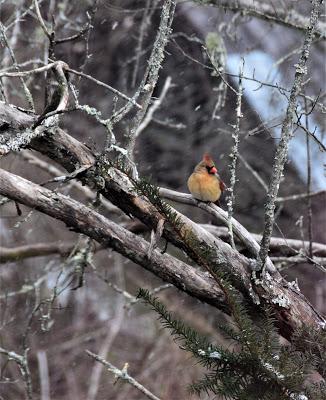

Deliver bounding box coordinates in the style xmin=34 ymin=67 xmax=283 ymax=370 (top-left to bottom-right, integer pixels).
xmin=206 ymin=166 xmax=213 ymax=172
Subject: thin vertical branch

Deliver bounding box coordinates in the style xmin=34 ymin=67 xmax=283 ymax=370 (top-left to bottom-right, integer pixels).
xmin=131 ymin=0 xmax=152 ymax=88
xmin=257 ymin=0 xmax=323 ymax=274
xmin=304 ymin=98 xmax=313 ymax=258
xmin=227 ymin=59 xmax=244 ymax=249
xmin=126 ymin=0 xmax=176 ymax=161
xmin=1 ymin=6 xmax=21 ymax=98
xmin=0 ymin=22 xmax=35 ymax=110
xmin=33 ymin=0 xmax=52 ymax=39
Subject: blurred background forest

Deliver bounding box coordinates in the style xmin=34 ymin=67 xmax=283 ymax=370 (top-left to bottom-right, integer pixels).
xmin=0 ymin=0 xmax=325 ymax=399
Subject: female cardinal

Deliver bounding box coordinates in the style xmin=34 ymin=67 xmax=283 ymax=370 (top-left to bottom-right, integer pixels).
xmin=187 ymin=153 xmax=226 ymax=203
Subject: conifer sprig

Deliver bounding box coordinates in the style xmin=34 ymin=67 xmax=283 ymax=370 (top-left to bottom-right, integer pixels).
xmin=137 ymin=289 xmax=316 ymax=399
xmin=129 ymin=176 xmax=323 ymax=399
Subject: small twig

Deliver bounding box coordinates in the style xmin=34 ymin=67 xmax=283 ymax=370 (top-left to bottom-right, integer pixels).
xmin=86 ymin=351 xmax=161 ymax=400
xmin=135 ymin=76 xmax=172 ymax=137
xmin=238 ymin=153 xmax=268 ymax=192
xmin=96 ymin=271 xmax=172 ymax=308
xmin=55 ymin=16 xmax=93 ymax=45
xmin=296 ymin=120 xmax=326 ymax=151
xmin=0 ymin=22 xmax=35 ymax=110
xmin=131 ymin=0 xmax=153 ymax=88
xmin=0 ymin=62 xmax=59 ymax=77
xmin=95 ymin=272 xmax=136 ymax=302
xmin=275 ymin=189 xmax=325 ymax=203
xmin=66 ymin=67 xmax=142 ymax=109
xmin=205 ymin=32 xmax=227 ymax=119
xmin=0 ymin=272 xmax=50 ymax=299
xmin=33 ymin=0 xmax=51 ymax=39
xmin=0 ymin=347 xmax=33 ymax=400
xmin=4 ymin=0 xmax=44 ymax=31
xmin=19 ymin=150 xmax=120 ymax=214
xmin=0 ymin=59 xmax=45 ymax=73
xmin=147 ymin=218 xmax=165 ymax=259
xmin=0 ymin=62 xmax=141 ymax=110
xmin=223 ymin=71 xmax=326 ymax=113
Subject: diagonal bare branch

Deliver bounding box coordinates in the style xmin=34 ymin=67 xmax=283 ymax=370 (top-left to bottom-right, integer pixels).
xmin=0 ymin=168 xmax=227 ymax=312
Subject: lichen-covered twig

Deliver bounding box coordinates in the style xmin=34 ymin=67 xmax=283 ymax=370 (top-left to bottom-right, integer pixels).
xmin=127 ymin=0 xmax=176 ymax=160
xmin=86 ymin=350 xmax=161 ymax=400
xmin=0 ymin=347 xmax=33 ymax=400
xmin=257 ymin=0 xmax=324 ymax=275
xmin=205 ymin=32 xmax=227 ymax=118
xmin=0 ymin=62 xmax=142 ymax=110
xmin=227 ymin=59 xmax=244 ymax=249
xmin=131 ymin=0 xmax=156 ymax=88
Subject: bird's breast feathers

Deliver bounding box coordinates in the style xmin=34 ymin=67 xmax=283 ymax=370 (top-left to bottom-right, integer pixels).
xmin=187 ymin=172 xmax=222 ymax=202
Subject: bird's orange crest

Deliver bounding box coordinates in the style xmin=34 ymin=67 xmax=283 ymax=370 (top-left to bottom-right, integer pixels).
xmin=203 ymin=153 xmax=215 ymax=166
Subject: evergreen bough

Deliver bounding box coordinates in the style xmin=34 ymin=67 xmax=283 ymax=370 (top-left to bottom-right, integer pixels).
xmin=134 ymin=177 xmax=326 ymax=400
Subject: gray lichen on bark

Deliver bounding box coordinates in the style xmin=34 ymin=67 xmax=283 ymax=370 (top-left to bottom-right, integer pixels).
xmin=257 ymin=0 xmax=324 ymax=275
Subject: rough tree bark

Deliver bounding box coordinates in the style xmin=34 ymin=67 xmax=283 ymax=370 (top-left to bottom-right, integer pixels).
xmin=0 ymin=102 xmax=324 ymax=342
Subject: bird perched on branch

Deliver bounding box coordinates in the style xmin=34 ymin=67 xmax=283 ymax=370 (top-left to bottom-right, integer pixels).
xmin=187 ymin=153 xmax=226 ymax=203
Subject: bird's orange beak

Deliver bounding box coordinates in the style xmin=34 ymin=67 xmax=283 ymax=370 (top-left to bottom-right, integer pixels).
xmin=210 ymin=166 xmax=217 ymax=174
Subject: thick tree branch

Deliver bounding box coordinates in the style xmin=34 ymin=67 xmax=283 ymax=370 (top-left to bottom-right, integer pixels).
xmin=0 ymin=168 xmax=227 ymax=312
xmin=159 ymin=188 xmax=276 ymax=273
